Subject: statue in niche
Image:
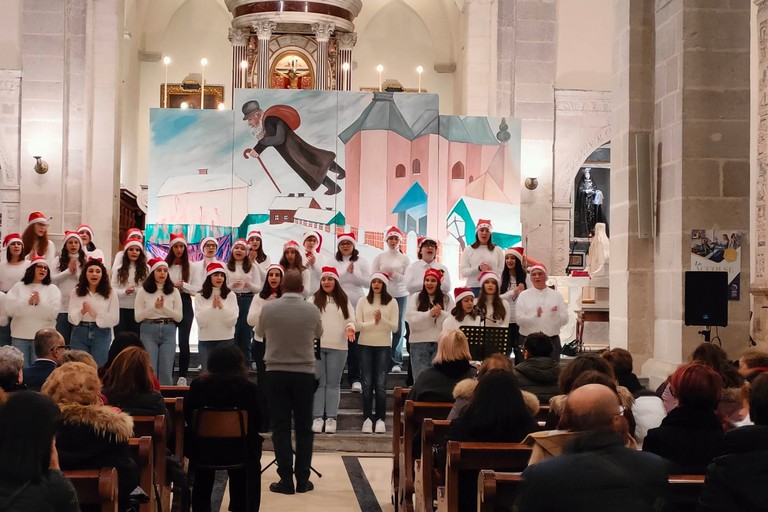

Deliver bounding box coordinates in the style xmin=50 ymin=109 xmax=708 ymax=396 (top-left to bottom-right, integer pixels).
xmin=586 ymin=222 xmax=609 ymax=277
xmin=574 ymin=168 xmax=608 ymax=237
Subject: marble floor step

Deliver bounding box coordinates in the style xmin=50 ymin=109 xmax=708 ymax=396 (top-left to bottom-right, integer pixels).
xmin=339 ymin=389 xmax=395 ymax=409
xmin=336 ymin=409 xmax=393 ymax=432
xmin=261 ymin=431 xmax=391 ymax=453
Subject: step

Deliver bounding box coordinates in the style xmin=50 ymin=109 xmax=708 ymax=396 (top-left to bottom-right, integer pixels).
xmin=261 ymin=431 xmax=392 ymax=453
xmin=339 ymin=389 xmax=395 ymax=409
xmin=337 ymin=409 xmax=393 ymax=432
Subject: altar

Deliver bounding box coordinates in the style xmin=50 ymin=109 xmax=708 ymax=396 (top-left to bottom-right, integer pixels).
xmin=552 ymin=274 xmax=610 ymax=351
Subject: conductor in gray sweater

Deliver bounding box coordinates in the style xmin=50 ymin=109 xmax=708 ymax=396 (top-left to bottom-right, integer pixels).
xmin=256 ymin=269 xmax=323 ymax=495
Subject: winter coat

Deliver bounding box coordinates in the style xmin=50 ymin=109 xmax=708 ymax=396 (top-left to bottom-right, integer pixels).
xmin=407 ymin=360 xmax=476 ymax=403
xmin=447 ymin=377 xmax=540 ymax=421
xmin=512 ymin=357 xmax=561 ymax=403
xmin=0 ymin=470 xmax=79 ymax=512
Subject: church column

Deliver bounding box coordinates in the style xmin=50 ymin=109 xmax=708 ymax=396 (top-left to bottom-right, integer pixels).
xmin=753 ymin=0 xmax=768 ymax=346
xmin=336 ymin=32 xmax=357 ymax=91
xmin=252 ymin=21 xmax=275 ymax=89
xmin=229 ymin=28 xmax=249 ymax=93
xmin=312 ymin=23 xmax=334 ymax=90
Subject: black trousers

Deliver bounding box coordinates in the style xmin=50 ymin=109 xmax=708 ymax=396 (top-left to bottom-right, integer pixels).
xmin=176 ymin=293 xmax=194 ymax=377
xmin=114 ymin=307 xmax=140 ymax=339
xmin=192 ymin=452 xmax=261 ymax=512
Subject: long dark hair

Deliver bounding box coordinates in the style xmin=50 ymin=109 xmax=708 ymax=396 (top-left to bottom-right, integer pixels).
xmin=117 ymin=249 xmax=148 ymax=286
xmin=57 ymin=240 xmax=86 ymax=272
xmin=279 ymin=250 xmax=305 ymax=272
xmin=227 ymin=248 xmax=253 ymax=273
xmin=335 ymin=247 xmax=359 ymax=262
xmin=500 ymin=256 xmax=527 ymax=294
xmin=691 ymin=343 xmax=744 ymax=388
xmin=101 ymin=347 xmax=155 ymax=403
xmin=251 ymin=240 xmax=267 ymax=264
xmin=99 ymin=332 xmax=145 ymax=378
xmin=21 ymin=263 xmax=51 ymax=285
xmin=200 ymin=272 xmax=231 ymax=299
xmin=450 ymin=301 xmax=477 ymax=322
xmin=165 ymin=244 xmax=190 ymax=282
xmin=259 ymin=269 xmax=283 ymax=299
xmin=478 ymin=279 xmax=506 ymax=321
xmin=470 ymin=232 xmax=496 ymax=250
xmin=0 ymin=391 xmax=61 ymax=483
xmin=417 ymin=285 xmax=447 ymax=312
xmin=204 ymin=343 xmax=248 ymax=379
xmin=75 ymin=259 xmax=111 ymax=299
xmin=21 ymin=225 xmax=48 ymax=260
xmin=142 ymin=267 xmax=175 ymax=295
xmin=313 ymin=279 xmax=351 ymax=319
xmin=366 ymin=281 xmax=393 ymax=305
xmin=5 ymin=242 xmax=22 ymax=263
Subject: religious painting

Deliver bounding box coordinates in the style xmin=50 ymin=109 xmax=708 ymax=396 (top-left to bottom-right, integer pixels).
xmin=270 ymin=52 xmax=314 ymax=89
xmin=160 ymin=84 xmax=225 ymax=110
xmin=691 ymin=229 xmax=743 ymax=300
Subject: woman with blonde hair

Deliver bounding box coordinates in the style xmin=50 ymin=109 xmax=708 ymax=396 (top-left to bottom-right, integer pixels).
xmin=408 ymin=329 xmax=475 ymax=403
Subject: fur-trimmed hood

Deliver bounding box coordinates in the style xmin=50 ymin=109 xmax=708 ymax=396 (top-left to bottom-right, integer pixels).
xmin=59 ymin=402 xmax=134 ymax=442
xmin=549 ymin=385 xmax=636 ymax=416
xmin=452 ymin=377 xmax=540 ymax=417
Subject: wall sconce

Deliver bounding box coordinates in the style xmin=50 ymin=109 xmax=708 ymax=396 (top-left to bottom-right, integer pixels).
xmin=524 ymin=177 xmax=538 ymax=190
xmin=33 ymin=155 xmax=49 ymax=174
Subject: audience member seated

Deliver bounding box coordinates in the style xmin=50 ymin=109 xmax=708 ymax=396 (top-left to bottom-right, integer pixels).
xmin=0 ymin=391 xmax=79 ymax=512
xmin=643 ymin=363 xmax=725 ymax=474
xmin=99 ymin=332 xmax=160 ymax=389
xmin=102 ymin=346 xmax=166 ymax=417
xmin=0 ymin=345 xmax=26 ymax=392
xmin=512 ymin=331 xmax=561 ymax=402
xmin=41 ymin=361 xmax=139 ymax=509
xmin=60 ymin=349 xmax=97 ymax=368
xmin=631 ymin=389 xmax=666 ymax=448
xmin=699 ymin=372 xmax=768 ymax=511
xmin=407 ymin=329 xmax=475 ymax=402
xmin=185 ymin=344 xmax=262 ymax=512
xmin=737 ymin=348 xmax=768 ymax=383
xmin=23 ymin=328 xmax=66 ymax=392
xmin=517 ymin=384 xmax=670 ymax=512
xmin=602 ymin=347 xmax=644 ymax=395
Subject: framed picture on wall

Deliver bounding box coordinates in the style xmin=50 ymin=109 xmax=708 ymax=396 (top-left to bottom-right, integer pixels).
xmin=160 ymin=84 xmax=225 ymax=110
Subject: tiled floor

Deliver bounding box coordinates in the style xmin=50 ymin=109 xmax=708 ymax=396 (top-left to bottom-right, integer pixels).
xmin=217 ymin=451 xmax=395 ymax=511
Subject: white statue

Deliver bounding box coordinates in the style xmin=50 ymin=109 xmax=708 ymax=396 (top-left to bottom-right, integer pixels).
xmin=586 ymin=222 xmax=610 ymax=276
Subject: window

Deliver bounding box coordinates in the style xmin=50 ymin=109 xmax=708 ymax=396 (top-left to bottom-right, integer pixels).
xmin=283 ymin=215 xmax=289 ymax=221
xmin=273 ymin=214 xmax=279 ymax=221
xmin=412 ymin=159 xmax=421 ymax=175
xmin=395 ymin=164 xmax=406 ymax=178
xmin=452 ymin=162 xmax=465 ymax=180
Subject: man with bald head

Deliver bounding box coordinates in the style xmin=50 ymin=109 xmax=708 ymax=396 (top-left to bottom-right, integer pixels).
xmin=517 ymin=384 xmax=670 ymax=511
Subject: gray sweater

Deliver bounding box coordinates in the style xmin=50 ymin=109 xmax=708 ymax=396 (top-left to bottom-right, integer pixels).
xmin=256 ymin=293 xmax=323 ymax=374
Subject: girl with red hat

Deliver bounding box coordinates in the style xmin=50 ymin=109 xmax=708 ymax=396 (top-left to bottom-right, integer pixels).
xmin=460 ymin=219 xmax=504 ymax=295
xmin=404 ymin=236 xmax=452 ymax=294
xmin=406 ymin=268 xmax=455 ymax=380
xmin=500 ymin=248 xmax=529 ymax=363
xmin=227 ymin=239 xmax=263 ymax=368
xmin=247 ymin=263 xmax=284 ymax=394
xmin=164 ymin=233 xmax=196 ymax=384
xmin=77 ymin=224 xmax=107 ymax=268
xmin=246 ymin=229 xmax=271 ymax=281
xmin=195 ymin=262 xmax=238 ymax=371
xmin=303 ymin=230 xmax=327 ymax=296
xmin=112 ymin=227 xmax=143 ymax=270
xmin=191 ymin=236 xmax=223 ymax=291
xmin=0 ymin=233 xmax=25 ymax=346
xmin=279 ymin=240 xmax=310 ymax=298
xmin=110 ymin=239 xmax=148 ymax=337
xmin=134 ymin=258 xmax=183 ymax=385
xmin=51 ymin=231 xmax=86 ymax=343
xmin=311 ymin=266 xmax=356 ymax=434
xmin=21 ymin=211 xmax=56 ymax=266
xmin=443 ymin=288 xmax=481 ymax=332
xmin=476 ymin=271 xmax=511 ymax=328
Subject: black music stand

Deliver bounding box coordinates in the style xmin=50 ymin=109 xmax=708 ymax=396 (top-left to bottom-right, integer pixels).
xmin=460 ymin=325 xmax=511 ymax=361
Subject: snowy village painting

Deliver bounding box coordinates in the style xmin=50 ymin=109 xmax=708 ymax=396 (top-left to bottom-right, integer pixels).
xmin=147 ymin=89 xmax=522 ymax=286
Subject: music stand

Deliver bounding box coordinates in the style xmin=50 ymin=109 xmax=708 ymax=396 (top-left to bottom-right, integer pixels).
xmin=460 ymin=325 xmax=511 ymax=361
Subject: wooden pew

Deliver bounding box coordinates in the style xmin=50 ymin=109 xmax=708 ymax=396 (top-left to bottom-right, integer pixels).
xmin=164 ymin=397 xmax=185 ymax=463
xmin=668 ymin=474 xmax=705 ymax=512
xmin=398 ymin=401 xmax=454 ymax=512
xmin=159 ymin=385 xmax=189 ymax=400
xmin=128 ymin=436 xmax=154 ymax=512
xmin=64 ymin=467 xmax=119 ymax=512
xmin=391 ymin=386 xmax=410 ymax=512
xmin=414 ymin=418 xmax=451 ymax=512
xmin=436 ymin=441 xmax=532 ymax=512
xmin=132 ymin=416 xmax=167 ymax=512
xmin=477 ymin=470 xmax=524 ymax=512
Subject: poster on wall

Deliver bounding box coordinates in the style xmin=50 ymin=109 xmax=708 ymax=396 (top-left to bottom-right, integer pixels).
xmin=690 ymin=229 xmax=742 ymax=300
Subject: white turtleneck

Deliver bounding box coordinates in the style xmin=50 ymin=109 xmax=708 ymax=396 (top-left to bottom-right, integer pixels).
xmin=371 ymin=248 xmax=410 ymax=298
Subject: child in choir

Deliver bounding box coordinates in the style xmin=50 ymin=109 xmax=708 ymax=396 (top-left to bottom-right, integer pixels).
xmin=112 ymin=227 xmax=143 ymax=269
xmin=311 ymin=266 xmax=355 ymax=434
xmin=0 ymin=234 xmax=26 ymax=346
xmin=460 ymin=219 xmax=505 ymax=295
xmin=302 ymin=230 xmax=326 ymax=296
xmin=406 ymin=268 xmax=454 ymax=380
xmin=442 ymin=287 xmax=481 ymax=332
xmin=476 ymin=271 xmax=511 ymax=327
xmin=134 ymin=258 xmax=183 ymax=385
xmin=77 ymin=224 xmax=107 ymax=267
xmin=68 ymin=258 xmax=119 ymax=366
xmin=21 ymin=212 xmax=56 ymax=265
xmin=165 ymin=233 xmax=196 ymax=385
xmin=51 ymin=231 xmax=86 ymax=343
xmin=246 ymin=229 xmax=271 ymax=281
xmin=227 ymin=238 xmax=262 ymax=365
xmin=405 ymin=236 xmax=451 ymax=294
xmin=195 ymin=262 xmax=238 ymax=370
xmin=280 ymin=240 xmax=310 ymax=297
xmin=110 ymin=239 xmax=148 ymax=337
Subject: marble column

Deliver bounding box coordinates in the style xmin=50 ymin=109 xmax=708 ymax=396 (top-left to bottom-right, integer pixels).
xmin=312 ymin=23 xmax=335 ymax=90
xmin=229 ymin=27 xmax=250 ymax=94
xmin=336 ymin=32 xmax=357 ymax=91
xmin=252 ymin=21 xmax=275 ymax=89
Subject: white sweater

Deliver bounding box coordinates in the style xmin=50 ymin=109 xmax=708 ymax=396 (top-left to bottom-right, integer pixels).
xmin=331 ymin=256 xmax=370 ymax=307
xmin=0 ymin=261 xmax=27 ymax=292
xmin=25 ymin=241 xmax=57 ymax=268
xmin=111 ymin=263 xmax=148 ymax=309
xmin=475 ymin=297 xmax=511 ymax=327
xmin=404 ymin=259 xmax=452 ymax=295
xmin=460 ymin=245 xmax=505 ymax=285
xmin=254 ymin=256 xmax=271 ymax=282
xmin=442 ymin=314 xmax=482 ymax=332
xmin=84 ymin=247 xmax=107 ymax=269
xmin=515 ymin=287 xmax=569 ymax=337
xmin=304 ymin=252 xmax=327 ymax=296
xmin=190 ymin=258 xmax=223 ymax=291
xmin=6 ymin=282 xmax=61 ymax=339
xmin=68 ymin=289 xmax=119 ymax=328
xmin=134 ymin=287 xmax=183 ymax=323
xmin=371 ymin=249 xmax=411 ymax=298
xmin=313 ymin=295 xmax=355 ymax=351
xmin=227 ymin=261 xmax=263 ymax=294
xmin=405 ymin=292 xmax=455 ymax=343
xmin=195 ymin=289 xmax=238 ymax=341
xmin=168 ymin=263 xmax=197 ymax=295
xmin=355 ymin=295 xmax=398 ymax=347
xmin=51 ymin=258 xmax=82 ymax=312
xmin=247 ymin=294 xmax=276 ymax=342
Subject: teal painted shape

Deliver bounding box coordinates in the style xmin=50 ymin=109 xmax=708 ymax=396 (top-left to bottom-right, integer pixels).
xmin=235 ymin=213 xmax=270 ymax=239
xmin=446 ymin=198 xmax=521 ymax=248
xmin=392 ymin=182 xmax=428 ymax=213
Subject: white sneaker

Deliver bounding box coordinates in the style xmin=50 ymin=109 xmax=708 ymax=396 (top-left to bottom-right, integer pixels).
xmin=311 ymin=418 xmax=324 ymax=433
xmin=351 ymin=381 xmax=362 ymax=393
xmin=325 ymin=418 xmax=337 ymax=434
xmin=362 ymin=418 xmax=373 ymax=434
xmin=176 ymin=377 xmax=187 ymax=386
xmin=375 ymin=419 xmax=386 ymax=434
xmin=391 ymin=365 xmax=402 ymax=373
xmin=250 ymin=362 xmax=258 ymax=371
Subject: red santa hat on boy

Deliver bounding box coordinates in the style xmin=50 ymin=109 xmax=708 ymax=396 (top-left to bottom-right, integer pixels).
xmin=123 ymin=239 xmax=144 ymax=252
xmin=169 ymin=233 xmax=187 ymax=247
xmin=529 ymin=263 xmax=548 ymax=276
xmin=302 ymin=231 xmax=323 ymax=252
xmin=148 ymin=257 xmax=168 ymax=273
xmin=384 ymin=226 xmax=404 ymax=242
xmin=205 ymin=262 xmax=226 ymax=277
xmin=337 ymin=232 xmax=356 ymax=247
xmin=27 ymin=211 xmax=48 ymax=226
xmin=454 ymin=287 xmax=475 ymax=303
xmin=3 ymin=233 xmax=22 ymax=248
xmin=475 ymin=219 xmax=493 ymax=232
xmin=321 ymin=266 xmax=339 ymax=281
xmin=232 ymin=238 xmax=249 ymax=250
xmin=63 ymin=231 xmax=83 ymax=246
xmin=424 ymin=268 xmax=444 ymax=283
xmin=478 ymin=271 xmax=500 ymax=287
xmin=370 ymin=272 xmax=390 ymax=287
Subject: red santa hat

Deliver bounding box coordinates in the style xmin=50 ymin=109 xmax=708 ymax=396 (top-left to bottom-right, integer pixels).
xmin=3 ymin=233 xmax=22 ymax=248
xmin=125 ymin=228 xmax=143 ymax=240
xmin=475 ymin=219 xmax=493 ymax=232
xmin=320 ymin=266 xmax=339 ymax=281
xmin=283 ymin=240 xmax=300 ymax=251
xmin=232 ymin=238 xmax=249 ymax=250
xmin=77 ymin=224 xmax=94 ymax=241
xmin=200 ymin=236 xmax=218 ymax=249
xmin=478 ymin=271 xmax=500 ymax=287
xmin=384 ymin=226 xmax=404 ymax=242
xmin=247 ymin=230 xmax=262 ymax=241
xmin=63 ymin=231 xmax=83 ymax=246
xmin=266 ymin=263 xmax=285 ymax=276
xmin=417 ymin=236 xmax=437 ymax=247
xmin=148 ymin=257 xmax=168 ymax=274
xmin=205 ymin=262 xmax=227 ymax=277
xmin=123 ymin=239 xmax=144 ymax=252
xmin=302 ymin=231 xmax=323 ymax=252
xmin=506 ymin=246 xmax=524 ymax=260
xmin=453 ymin=287 xmax=475 ymax=303
xmin=529 ymin=264 xmax=548 ymax=276
xmin=169 ymin=233 xmax=187 ymax=247
xmin=370 ymin=272 xmax=390 ymax=287
xmin=424 ymin=268 xmax=444 ymax=283
xmin=28 ymin=256 xmax=48 ymax=268
xmin=27 ymin=211 xmax=49 ymax=227
xmin=336 ymin=232 xmax=356 ymax=247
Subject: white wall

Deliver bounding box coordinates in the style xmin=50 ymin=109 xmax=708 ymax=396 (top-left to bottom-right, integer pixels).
xmin=0 ymin=0 xmax=21 ymax=70
xmin=556 ymin=0 xmax=614 ymax=91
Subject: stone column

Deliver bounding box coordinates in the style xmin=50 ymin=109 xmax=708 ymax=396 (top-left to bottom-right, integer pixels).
xmin=252 ymin=21 xmax=275 ymax=89
xmin=229 ymin=28 xmax=250 ymax=92
xmin=460 ymin=0 xmax=497 ymax=116
xmin=336 ymin=32 xmax=357 ymax=91
xmin=312 ymin=23 xmax=335 ymax=90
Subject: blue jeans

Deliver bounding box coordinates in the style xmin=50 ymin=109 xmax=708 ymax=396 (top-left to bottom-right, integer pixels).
xmin=313 ymin=348 xmax=348 ymax=419
xmin=234 ymin=294 xmax=254 ymax=362
xmin=71 ymin=323 xmax=112 ymax=367
xmin=11 ymin=337 xmax=34 ymax=366
xmin=358 ymin=345 xmax=390 ymax=422
xmin=140 ymin=322 xmax=177 ymax=386
xmin=198 ymin=339 xmax=234 ymax=372
xmin=391 ymin=296 xmax=408 ymax=367
xmin=0 ymin=324 xmax=11 ymax=347
xmin=409 ymin=342 xmax=438 ymax=382
xmin=56 ymin=312 xmax=73 ymax=344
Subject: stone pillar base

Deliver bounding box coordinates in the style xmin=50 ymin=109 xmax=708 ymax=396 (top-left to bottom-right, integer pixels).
xmin=751 ymin=279 xmax=768 ymax=344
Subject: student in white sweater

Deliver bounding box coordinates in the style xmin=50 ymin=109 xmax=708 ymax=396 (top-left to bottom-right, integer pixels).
xmin=406 ymin=268 xmax=455 ymax=381
xmin=21 ymin=212 xmax=57 ymax=266
xmin=442 ymin=287 xmax=482 ymax=332
xmin=279 ymin=240 xmax=311 ymax=298
xmin=77 ymin=224 xmax=108 ymax=269
xmin=311 ymin=266 xmax=356 ymax=434
xmin=475 ymin=271 xmax=511 ymax=328
xmin=355 ymin=272 xmax=399 ymax=434
xmin=303 ymin=230 xmax=327 ymax=296
xmin=227 ymin=238 xmax=263 ymax=366
xmin=134 ymin=258 xmax=183 ymax=385
xmin=111 ymin=227 xmax=143 ymax=270
xmin=110 ymin=239 xmax=148 ymax=338
xmin=51 ymin=231 xmax=86 ymax=343
xmin=460 ymin=219 xmax=505 ymax=294
xmin=5 ymin=257 xmax=61 ymax=365
xmin=68 ymin=258 xmax=119 ymax=367
xmin=371 ymin=226 xmax=411 ymax=373
xmin=0 ymin=233 xmax=27 ymax=347
xmin=190 ymin=236 xmax=223 ymax=291
xmin=165 ymin=233 xmax=196 ymax=385
xmin=195 ymin=262 xmax=239 ymax=371
xmin=500 ymin=247 xmax=529 ymax=364
xmin=404 ymin=236 xmax=451 ymax=294
xmin=247 ymin=263 xmax=284 ymax=378
xmin=246 ymin=229 xmax=271 ymax=281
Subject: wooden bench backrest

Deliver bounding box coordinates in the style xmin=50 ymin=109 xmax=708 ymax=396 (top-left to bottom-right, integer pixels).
xmin=65 ymin=467 xmax=119 ymax=512
xmin=391 ymin=386 xmax=409 ymax=511
xmin=128 ymin=436 xmax=154 ymax=512
xmin=159 ymin=385 xmax=189 ymax=400
xmin=163 ymin=397 xmax=185 ymax=462
xmin=421 ymin=418 xmax=451 ymax=512
xmin=668 ymin=474 xmax=705 ymax=506
xmin=132 ymin=415 xmax=167 ymax=512
xmin=478 ymin=470 xmax=524 ymax=512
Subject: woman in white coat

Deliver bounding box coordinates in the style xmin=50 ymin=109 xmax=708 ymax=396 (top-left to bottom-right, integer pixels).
xmin=406 ymin=268 xmax=454 ymax=380
xmin=460 ymin=219 xmax=505 ymax=295
xmin=195 ymin=262 xmax=238 ymax=371
xmin=0 ymin=234 xmax=27 ymax=347
xmin=51 ymin=231 xmax=86 ymax=343
xmin=110 ymin=239 xmax=148 ymax=338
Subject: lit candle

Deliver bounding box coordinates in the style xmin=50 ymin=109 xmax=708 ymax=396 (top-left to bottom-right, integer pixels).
xmin=240 ymin=60 xmax=248 ymax=88
xmin=376 ymin=64 xmax=383 ymax=92
xmin=416 ymin=65 xmax=423 ymax=93
xmin=163 ymin=56 xmax=171 ymax=107
xmin=200 ymin=57 xmax=208 ymax=109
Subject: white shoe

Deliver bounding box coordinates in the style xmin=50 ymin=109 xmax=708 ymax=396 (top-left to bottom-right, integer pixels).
xmin=391 ymin=365 xmax=402 ymax=373
xmin=351 ymin=381 xmax=362 ymax=393
xmin=375 ymin=419 xmax=386 ymax=434
xmin=362 ymin=418 xmax=373 ymax=434
xmin=325 ymin=418 xmax=337 ymax=434
xmin=250 ymin=362 xmax=258 ymax=371
xmin=176 ymin=377 xmax=187 ymax=386
xmin=312 ymin=418 xmax=324 ymax=433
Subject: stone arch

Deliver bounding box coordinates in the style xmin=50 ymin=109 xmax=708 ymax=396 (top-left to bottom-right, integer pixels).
xmin=556 ymin=125 xmax=612 ymax=204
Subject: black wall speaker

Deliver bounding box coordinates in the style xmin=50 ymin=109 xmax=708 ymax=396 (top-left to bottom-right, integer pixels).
xmin=684 ymin=271 xmax=728 ymax=327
